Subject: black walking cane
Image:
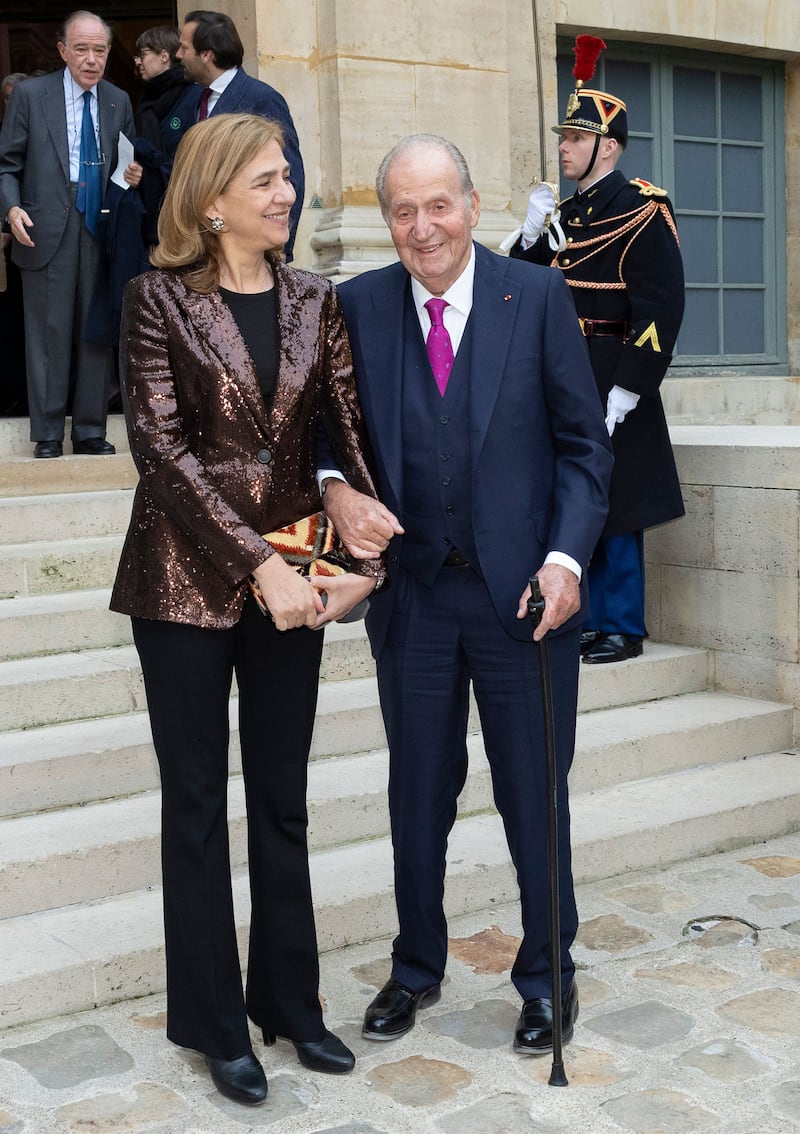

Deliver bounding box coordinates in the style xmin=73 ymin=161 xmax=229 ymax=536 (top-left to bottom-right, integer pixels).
xmin=527 ymin=575 xmax=568 ymax=1087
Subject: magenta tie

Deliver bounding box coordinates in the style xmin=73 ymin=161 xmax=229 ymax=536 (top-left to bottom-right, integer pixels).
xmin=198 ymin=86 xmax=211 ymax=121
xmin=424 ymin=298 xmax=455 ymax=396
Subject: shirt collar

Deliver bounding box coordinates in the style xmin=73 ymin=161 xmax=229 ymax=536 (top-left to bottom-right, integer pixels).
xmin=209 ymin=67 xmax=238 ymax=96
xmin=410 ymin=243 xmax=475 ymax=319
xmin=64 ymin=69 xmax=98 ymax=103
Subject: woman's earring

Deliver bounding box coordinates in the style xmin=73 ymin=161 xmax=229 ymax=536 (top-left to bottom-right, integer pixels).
xmin=210 ymin=216 xmax=224 ymax=232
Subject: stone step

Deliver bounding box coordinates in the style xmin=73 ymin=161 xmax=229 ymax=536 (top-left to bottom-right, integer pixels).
xmin=0 ymin=453 xmax=137 ymax=498
xmin=1 ymin=747 xmax=797 ymax=1028
xmin=0 ymin=639 xmax=707 ymax=757
xmin=0 ymin=641 xmax=384 ymax=741
xmin=662 ymin=375 xmax=800 ymax=426
xmin=0 ymin=690 xmax=789 ymax=919
xmin=0 ymin=588 xmax=378 ymax=669
xmin=0 ymin=415 xmax=130 ymax=458
xmin=0 ymin=533 xmax=126 ymax=599
xmin=0 ymin=489 xmax=133 ymax=546
xmin=0 ymin=663 xmax=386 ymax=823
xmin=0 ymin=590 xmax=132 ymax=661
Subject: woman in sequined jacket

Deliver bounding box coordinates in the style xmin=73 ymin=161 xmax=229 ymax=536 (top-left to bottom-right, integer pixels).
xmin=111 ymin=114 xmax=384 ymax=1106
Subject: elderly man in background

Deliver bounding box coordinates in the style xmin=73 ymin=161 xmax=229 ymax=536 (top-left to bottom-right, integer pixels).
xmin=0 ymin=10 xmax=141 ymax=457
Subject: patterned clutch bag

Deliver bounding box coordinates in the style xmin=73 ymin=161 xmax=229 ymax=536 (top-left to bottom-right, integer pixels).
xmin=248 ymin=512 xmax=349 ymax=616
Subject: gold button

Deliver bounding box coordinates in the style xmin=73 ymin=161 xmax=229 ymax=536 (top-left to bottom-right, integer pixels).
xmin=562 ymin=257 xmax=571 ymax=265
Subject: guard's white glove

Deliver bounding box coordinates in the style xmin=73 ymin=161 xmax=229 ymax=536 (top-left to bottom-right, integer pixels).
xmin=522 ymin=182 xmax=557 ymax=244
xmin=605 ymin=385 xmax=640 ymax=436
xmin=498 ymin=181 xmax=564 ymax=254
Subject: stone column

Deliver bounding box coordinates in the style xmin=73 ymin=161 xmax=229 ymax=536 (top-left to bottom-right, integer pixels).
xmin=303 ymin=0 xmax=552 ymax=277
xmin=178 ymin=1 xmax=556 ymax=275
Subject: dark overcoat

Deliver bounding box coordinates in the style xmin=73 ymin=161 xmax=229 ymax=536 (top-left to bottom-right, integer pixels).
xmin=513 ymin=169 xmax=685 ymax=537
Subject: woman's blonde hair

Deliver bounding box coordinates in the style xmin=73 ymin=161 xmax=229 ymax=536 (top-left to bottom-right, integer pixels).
xmin=151 ymin=112 xmax=286 ymax=293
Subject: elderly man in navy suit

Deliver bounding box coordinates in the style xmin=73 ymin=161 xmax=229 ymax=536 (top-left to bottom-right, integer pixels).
xmin=176 ymin=9 xmax=304 ymax=260
xmin=322 ymin=134 xmax=613 ymax=1055
xmin=0 ymin=10 xmax=141 ymax=458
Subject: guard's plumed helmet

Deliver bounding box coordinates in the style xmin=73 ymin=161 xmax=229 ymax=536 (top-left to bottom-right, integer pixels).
xmin=554 ymin=35 xmax=628 ymax=148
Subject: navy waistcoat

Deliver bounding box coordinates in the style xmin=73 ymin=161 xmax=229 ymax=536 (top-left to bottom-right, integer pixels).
xmin=399 ymin=297 xmax=480 ymax=587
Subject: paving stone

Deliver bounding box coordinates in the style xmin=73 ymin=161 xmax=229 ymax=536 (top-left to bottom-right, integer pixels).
xmin=0 ymin=1110 xmax=23 ymax=1134
xmin=606 ymin=882 xmax=694 ymax=914
xmin=602 ymin=1088 xmax=720 ymax=1132
xmin=677 ymin=867 xmax=739 ymax=886
xmin=367 ymin=1055 xmax=470 ymax=1107
xmin=447 ymin=925 xmax=520 ymax=975
xmin=684 ymin=917 xmax=758 ymax=948
xmin=423 ymin=999 xmax=517 ymax=1049
xmin=772 ymin=1080 xmax=800 ymax=1124
xmin=632 ymin=961 xmax=738 ymax=991
xmin=577 ymin=914 xmax=655 ymax=953
xmin=437 ymin=1091 xmax=558 ymax=1133
xmin=716 ymin=987 xmax=800 ymax=1036
xmin=55 ymin=1082 xmax=187 ymax=1132
xmin=0 ymin=1025 xmax=134 ymax=1089
xmin=584 ymin=1001 xmax=695 ymax=1050
xmin=311 ymin=1125 xmax=385 ymax=1133
xmin=526 ymin=1044 xmax=634 ymax=1087
xmin=676 ymin=1038 xmax=776 ymax=1081
xmin=748 ymin=891 xmax=798 ymax=910
xmin=575 ymin=973 xmax=613 ymax=1007
xmin=350 ymin=960 xmax=392 ymax=990
xmin=761 ymin=948 xmax=800 ymax=979
xmin=128 ymin=1011 xmax=168 ymax=1032
xmin=739 ymin=856 xmax=800 ymax=878
xmin=207 ymin=1072 xmax=316 ymax=1125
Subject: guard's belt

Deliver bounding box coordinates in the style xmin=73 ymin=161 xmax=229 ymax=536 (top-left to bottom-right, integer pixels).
xmin=579 ymin=318 xmax=629 ymax=337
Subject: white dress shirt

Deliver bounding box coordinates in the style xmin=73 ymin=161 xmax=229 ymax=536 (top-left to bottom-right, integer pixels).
xmin=64 ymin=70 xmax=100 ymax=183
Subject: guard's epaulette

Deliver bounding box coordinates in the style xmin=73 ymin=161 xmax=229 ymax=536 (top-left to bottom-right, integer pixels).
xmin=629 ymin=177 xmax=668 ymax=198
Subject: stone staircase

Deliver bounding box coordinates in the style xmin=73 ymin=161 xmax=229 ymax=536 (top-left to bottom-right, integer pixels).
xmin=1 ymin=409 xmax=800 ymax=1031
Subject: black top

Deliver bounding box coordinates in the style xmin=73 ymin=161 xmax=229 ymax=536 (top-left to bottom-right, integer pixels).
xmin=219 ymin=287 xmax=279 ymax=405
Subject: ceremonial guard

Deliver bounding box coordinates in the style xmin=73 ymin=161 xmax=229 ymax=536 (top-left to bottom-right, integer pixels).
xmin=509 ymin=36 xmax=685 ymax=663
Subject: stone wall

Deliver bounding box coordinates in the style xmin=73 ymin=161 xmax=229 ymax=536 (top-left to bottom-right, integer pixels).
xmin=178 ymin=0 xmax=800 ymax=343
xmin=646 ymin=426 xmax=800 ymax=736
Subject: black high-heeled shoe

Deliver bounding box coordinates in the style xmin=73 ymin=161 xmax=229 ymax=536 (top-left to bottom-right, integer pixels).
xmin=205 ymin=1051 xmax=268 ymax=1104
xmin=262 ymin=1028 xmax=355 ymax=1074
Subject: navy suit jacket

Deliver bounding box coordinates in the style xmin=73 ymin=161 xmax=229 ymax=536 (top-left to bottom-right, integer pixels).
xmin=210 ymin=68 xmax=305 ymax=259
xmin=338 ymin=241 xmax=613 ymax=657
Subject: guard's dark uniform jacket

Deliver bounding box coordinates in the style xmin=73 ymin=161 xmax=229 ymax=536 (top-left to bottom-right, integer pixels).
xmin=511 ymin=169 xmax=685 ymax=538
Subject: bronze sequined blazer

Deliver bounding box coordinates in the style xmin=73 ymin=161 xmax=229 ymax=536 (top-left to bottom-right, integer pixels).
xmin=110 ymin=263 xmax=384 ymax=629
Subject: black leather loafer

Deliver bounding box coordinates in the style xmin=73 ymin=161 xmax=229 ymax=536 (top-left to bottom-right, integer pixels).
xmin=514 ymin=979 xmax=579 ymax=1054
xmin=73 ymin=437 xmax=116 ymax=455
xmin=263 ymin=1028 xmax=355 ymax=1073
xmin=362 ymin=978 xmax=441 ymax=1040
xmin=205 ymin=1051 xmax=267 ymax=1105
xmin=581 ymin=633 xmax=643 ymax=664
xmin=33 ymin=440 xmax=62 ymax=459
xmin=579 ymin=629 xmax=600 ymax=655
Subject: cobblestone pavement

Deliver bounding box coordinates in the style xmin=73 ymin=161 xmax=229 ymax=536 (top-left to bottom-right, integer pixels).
xmin=2 ymin=833 xmax=800 ymax=1133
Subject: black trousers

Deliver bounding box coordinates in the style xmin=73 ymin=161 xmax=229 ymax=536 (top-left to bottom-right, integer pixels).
xmin=132 ymin=595 xmax=325 ymax=1060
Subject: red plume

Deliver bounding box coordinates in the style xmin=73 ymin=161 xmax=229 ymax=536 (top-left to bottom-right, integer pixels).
xmin=572 ymin=35 xmax=606 ymax=85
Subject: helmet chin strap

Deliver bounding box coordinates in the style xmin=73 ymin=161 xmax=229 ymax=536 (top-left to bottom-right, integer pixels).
xmin=576 ymin=133 xmax=602 ymax=185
